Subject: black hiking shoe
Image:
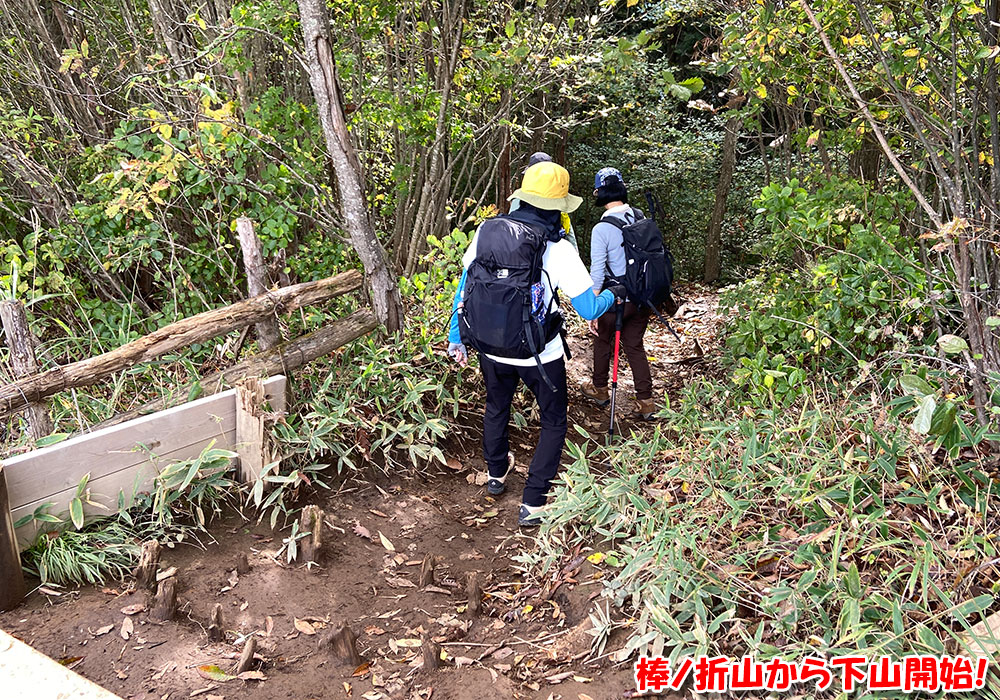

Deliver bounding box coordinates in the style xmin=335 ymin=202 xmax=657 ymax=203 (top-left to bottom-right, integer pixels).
xmin=518 ymin=504 xmax=543 ymax=528
xmin=487 ymin=452 xmax=515 ymax=496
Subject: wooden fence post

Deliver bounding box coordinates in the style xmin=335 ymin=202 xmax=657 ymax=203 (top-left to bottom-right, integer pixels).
xmin=0 ymin=300 xmax=52 ymax=441
xmin=0 ymin=465 xmax=26 ymax=611
xmin=235 ymin=217 xmax=281 ymax=351
xmin=235 ymin=376 xmax=267 ymax=483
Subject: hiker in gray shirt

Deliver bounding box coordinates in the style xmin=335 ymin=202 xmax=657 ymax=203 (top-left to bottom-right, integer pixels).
xmin=581 ymin=167 xmax=656 ymax=420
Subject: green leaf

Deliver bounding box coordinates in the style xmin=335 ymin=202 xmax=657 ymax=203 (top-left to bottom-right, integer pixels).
xmin=912 ymin=395 xmax=937 ymax=434
xmin=35 ymin=433 xmax=69 ymax=447
xmin=900 ymin=374 xmax=934 ymax=397
xmin=915 ymin=624 xmax=945 ymax=653
xmin=913 ymin=396 xmax=937 ymax=435
xmin=937 ymin=334 xmax=969 ymax=354
xmin=504 ymin=19 xmax=515 ymax=39
xmin=929 ymin=402 xmax=957 ymax=436
xmin=845 ymin=562 xmax=861 ymax=598
xmin=69 ymin=497 xmax=85 ymax=530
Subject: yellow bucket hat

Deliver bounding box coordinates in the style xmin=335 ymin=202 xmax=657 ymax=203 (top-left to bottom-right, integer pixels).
xmin=508 ymin=161 xmax=582 ymax=213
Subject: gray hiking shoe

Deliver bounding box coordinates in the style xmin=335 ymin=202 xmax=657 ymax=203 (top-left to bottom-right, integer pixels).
xmin=518 ymin=504 xmax=543 ymax=528
xmin=487 ymin=452 xmax=515 ymax=496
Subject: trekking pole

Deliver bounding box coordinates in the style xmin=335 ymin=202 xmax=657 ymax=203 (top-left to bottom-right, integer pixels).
xmin=608 ymin=299 xmax=625 ymax=439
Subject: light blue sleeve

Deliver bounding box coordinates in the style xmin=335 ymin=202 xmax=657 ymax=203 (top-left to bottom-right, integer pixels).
xmin=448 ymin=267 xmax=468 ymax=344
xmin=590 ymin=223 xmax=609 ymax=293
xmin=571 ymin=288 xmax=614 ymax=321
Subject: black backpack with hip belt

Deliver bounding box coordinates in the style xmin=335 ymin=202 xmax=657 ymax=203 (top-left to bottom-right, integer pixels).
xmin=457 ymin=215 xmax=564 ymax=387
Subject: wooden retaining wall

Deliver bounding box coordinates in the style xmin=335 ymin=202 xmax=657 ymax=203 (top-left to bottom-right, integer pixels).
xmin=4 ymin=375 xmax=285 ymax=551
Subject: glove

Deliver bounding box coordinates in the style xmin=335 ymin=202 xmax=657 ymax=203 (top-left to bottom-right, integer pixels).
xmin=606 ymin=284 xmax=627 ymax=303
xmin=448 ymin=342 xmax=468 ymax=367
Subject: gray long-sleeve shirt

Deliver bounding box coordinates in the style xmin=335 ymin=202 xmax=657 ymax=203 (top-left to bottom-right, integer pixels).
xmin=590 ymin=204 xmax=640 ymax=293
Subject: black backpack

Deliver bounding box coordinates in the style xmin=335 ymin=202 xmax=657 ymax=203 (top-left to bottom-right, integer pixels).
xmin=605 ymin=195 xmax=680 ymax=338
xmin=457 ymin=215 xmax=564 ymax=387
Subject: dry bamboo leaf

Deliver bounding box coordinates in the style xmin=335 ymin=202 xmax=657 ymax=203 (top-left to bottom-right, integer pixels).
xmin=378 ymin=531 xmax=395 ymax=552
xmin=293 ymin=618 xmax=316 ymax=635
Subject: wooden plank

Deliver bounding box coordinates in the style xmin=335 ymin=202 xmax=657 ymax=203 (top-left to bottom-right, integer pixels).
xmin=0 ymin=467 xmax=25 ymax=611
xmin=0 ymin=629 xmax=126 ymax=699
xmin=5 ymin=376 xmax=285 ymax=550
xmin=4 ymin=376 xmax=285 ymax=509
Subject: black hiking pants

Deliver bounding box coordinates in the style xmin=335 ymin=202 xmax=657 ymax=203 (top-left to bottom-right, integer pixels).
xmin=480 ymin=355 xmax=567 ymax=508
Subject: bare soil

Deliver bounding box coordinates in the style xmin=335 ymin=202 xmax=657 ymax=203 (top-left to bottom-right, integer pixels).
xmin=0 ymin=287 xmax=721 ymax=700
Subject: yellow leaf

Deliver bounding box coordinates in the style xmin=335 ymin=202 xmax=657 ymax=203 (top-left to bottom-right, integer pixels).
xmin=913 ymin=85 xmax=932 ymax=96
xmin=522 ymin=605 xmax=533 ymax=614
xmin=755 ymin=84 xmax=768 ymax=99
xmin=586 ymin=552 xmax=605 ymax=564
xmin=786 ymin=84 xmax=799 ymax=97
xmin=903 ymin=48 xmax=920 ymax=57
xmin=378 ymin=531 xmax=395 ymax=552
xmin=80 ymin=38 xmax=89 ymax=58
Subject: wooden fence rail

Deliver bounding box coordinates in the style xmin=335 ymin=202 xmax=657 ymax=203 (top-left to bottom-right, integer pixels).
xmin=0 ymin=269 xmax=362 ymax=417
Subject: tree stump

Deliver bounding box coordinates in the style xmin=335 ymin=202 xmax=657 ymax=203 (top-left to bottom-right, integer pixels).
xmin=150 ymin=578 xmax=177 ymax=621
xmin=208 ymin=603 xmax=225 ymax=642
xmin=421 ymin=634 xmax=442 ymax=670
xmin=236 ymin=636 xmax=257 ymax=674
xmin=418 ymin=554 xmax=435 ymax=588
xmin=317 ymin=624 xmax=361 ymax=667
xmin=134 ymin=540 xmax=161 ymax=592
xmin=466 ymin=572 xmax=483 ymax=617
xmin=298 ymin=505 xmax=323 ymax=565
xmin=235 ymin=552 xmax=251 ymax=576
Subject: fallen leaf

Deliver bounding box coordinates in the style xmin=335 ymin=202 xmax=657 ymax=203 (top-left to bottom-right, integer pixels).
xmin=237 ymin=670 xmax=267 ymax=681
xmin=38 ymin=587 xmax=63 ymax=597
xmin=378 ymin=531 xmax=395 ymax=552
xmin=365 ymin=626 xmax=386 ymax=636
xmin=385 ymin=576 xmax=416 ymax=588
xmin=57 ymin=656 xmax=84 ymax=667
xmin=545 ymin=671 xmax=574 ymax=683
xmin=574 ymin=676 xmax=593 ymax=683
xmin=579 ymin=694 xmax=595 ymax=700
xmin=190 ymin=685 xmax=219 ymax=696
xmin=454 ymin=656 xmax=475 ymax=667
xmin=424 ymin=585 xmax=451 ymax=595
xmin=369 ymin=509 xmax=387 ymax=518
xmin=197 ymin=665 xmax=235 ymax=682
xmin=120 ymin=617 xmax=134 ymax=640
xmin=445 ymin=458 xmax=463 ymax=471
xmin=264 ymin=616 xmax=274 ymax=637
xmin=394 ymin=638 xmax=421 ymax=648
xmin=240 ymin=600 xmax=249 ymax=611
xmin=343 ymin=681 xmax=352 ymax=696
xmin=92 ymin=624 xmax=114 ymax=637
xmin=227 ymin=571 xmax=239 ymax=588
xmin=120 ymin=603 xmax=146 ymax=615
xmin=353 ymin=520 xmax=371 ymax=540
xmin=294 ymin=618 xmax=316 ymax=635
xmin=362 ymin=692 xmax=383 ymax=700
xmin=352 ymin=661 xmax=371 ymax=677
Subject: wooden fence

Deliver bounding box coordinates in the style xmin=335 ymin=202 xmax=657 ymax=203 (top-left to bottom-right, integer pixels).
xmin=0 ymin=219 xmax=381 ymax=610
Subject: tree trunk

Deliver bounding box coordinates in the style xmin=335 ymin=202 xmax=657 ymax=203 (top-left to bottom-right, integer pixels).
xmin=0 ymin=300 xmax=53 ymax=440
xmin=296 ymin=0 xmax=403 ymax=332
xmin=704 ymin=117 xmax=742 ymax=284
xmin=0 ymin=272 xmax=363 ymax=417
xmin=236 ymin=217 xmax=281 ymax=351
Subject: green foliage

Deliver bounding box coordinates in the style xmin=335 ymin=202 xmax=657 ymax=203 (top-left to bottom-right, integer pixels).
xmin=521 ymin=378 xmax=1000 ymax=675
xmin=722 ymin=177 xmax=933 ymax=373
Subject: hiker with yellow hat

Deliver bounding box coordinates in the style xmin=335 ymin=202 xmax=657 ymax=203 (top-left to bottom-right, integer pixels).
xmin=447 ymin=161 xmax=623 ymax=527
xmin=508 ymin=152 xmax=579 ymax=251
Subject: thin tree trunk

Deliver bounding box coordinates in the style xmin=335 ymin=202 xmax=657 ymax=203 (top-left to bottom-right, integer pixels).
xmin=704 ymin=116 xmax=741 ymax=284
xmin=297 ymin=0 xmax=403 ymax=332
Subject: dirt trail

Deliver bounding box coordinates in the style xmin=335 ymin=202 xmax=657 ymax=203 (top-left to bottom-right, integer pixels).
xmin=0 ymin=287 xmax=722 ymax=700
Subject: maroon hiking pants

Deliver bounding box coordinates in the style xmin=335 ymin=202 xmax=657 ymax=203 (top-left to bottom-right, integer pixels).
xmin=592 ymin=302 xmax=652 ymax=400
